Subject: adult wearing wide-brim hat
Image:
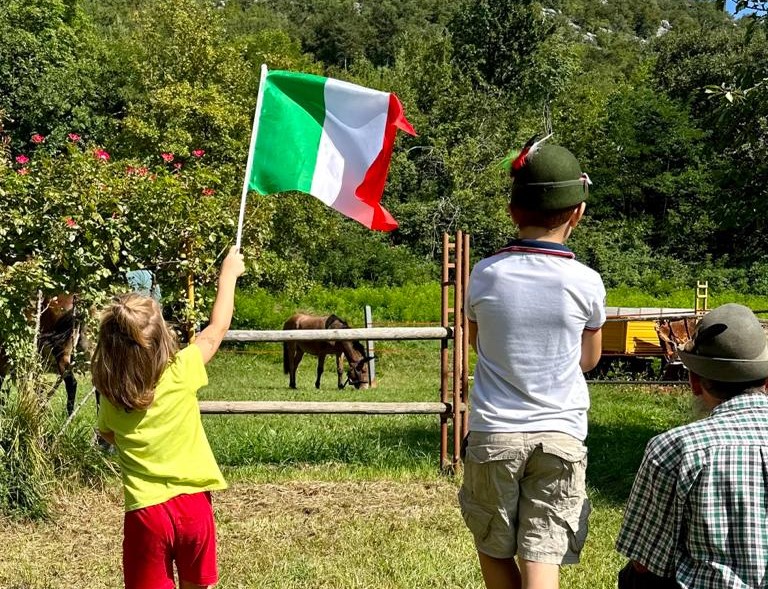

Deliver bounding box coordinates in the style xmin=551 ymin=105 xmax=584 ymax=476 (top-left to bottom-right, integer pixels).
xmin=678 ymin=302 xmax=768 ymax=383
xmin=616 ymin=304 xmax=768 ymax=588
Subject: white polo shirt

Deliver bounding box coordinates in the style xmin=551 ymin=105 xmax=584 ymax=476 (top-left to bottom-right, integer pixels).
xmin=466 ymin=239 xmax=606 ymax=441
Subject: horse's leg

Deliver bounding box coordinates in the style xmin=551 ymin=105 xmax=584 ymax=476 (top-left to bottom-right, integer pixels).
xmin=57 ymin=331 xmax=79 ymax=415
xmin=315 ymin=353 xmax=326 ymax=389
xmin=63 ymin=371 xmax=77 ymax=416
xmin=284 ymin=342 xmax=295 ymax=388
xmin=292 ymin=347 xmax=304 ymax=389
xmin=336 ymin=352 xmax=344 ymax=389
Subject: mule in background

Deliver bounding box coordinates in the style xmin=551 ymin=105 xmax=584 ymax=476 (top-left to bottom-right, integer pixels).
xmin=0 ymin=293 xmax=90 ymax=415
xmin=282 ymin=313 xmax=371 ymax=390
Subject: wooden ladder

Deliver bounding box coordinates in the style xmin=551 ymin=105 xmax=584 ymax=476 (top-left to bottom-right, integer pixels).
xmin=440 ymin=231 xmax=470 ymax=472
xmin=695 ymin=281 xmax=709 ymax=315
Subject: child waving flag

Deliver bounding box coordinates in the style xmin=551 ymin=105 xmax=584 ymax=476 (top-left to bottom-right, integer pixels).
xmin=237 ymin=66 xmax=415 ymax=242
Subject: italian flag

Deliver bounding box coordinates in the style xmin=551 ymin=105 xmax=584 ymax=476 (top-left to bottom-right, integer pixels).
xmin=246 ymin=68 xmax=416 ymax=231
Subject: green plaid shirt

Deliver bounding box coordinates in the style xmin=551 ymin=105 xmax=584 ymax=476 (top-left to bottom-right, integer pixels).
xmin=616 ymin=394 xmax=768 ymax=589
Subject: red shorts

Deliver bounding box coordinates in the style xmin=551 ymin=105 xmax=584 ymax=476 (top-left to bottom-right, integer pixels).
xmin=123 ymin=492 xmax=218 ymax=589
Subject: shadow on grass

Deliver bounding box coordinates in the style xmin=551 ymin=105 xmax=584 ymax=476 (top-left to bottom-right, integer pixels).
xmin=586 ymin=421 xmax=670 ymax=506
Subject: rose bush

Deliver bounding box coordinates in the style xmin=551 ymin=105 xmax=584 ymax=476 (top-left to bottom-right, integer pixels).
xmin=0 ymin=116 xmax=249 ymax=373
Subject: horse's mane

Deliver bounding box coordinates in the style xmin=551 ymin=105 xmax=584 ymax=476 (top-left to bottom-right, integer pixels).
xmin=351 ymin=340 xmax=366 ymax=356
xmin=325 ymin=314 xmax=349 ymax=329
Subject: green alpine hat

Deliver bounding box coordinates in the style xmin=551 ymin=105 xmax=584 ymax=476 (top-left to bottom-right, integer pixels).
xmin=509 ymin=137 xmax=591 ymax=210
xmin=678 ymin=303 xmax=768 ymax=382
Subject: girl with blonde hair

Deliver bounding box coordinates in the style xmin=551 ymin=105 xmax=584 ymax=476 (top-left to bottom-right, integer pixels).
xmin=94 ymin=246 xmax=245 ymax=589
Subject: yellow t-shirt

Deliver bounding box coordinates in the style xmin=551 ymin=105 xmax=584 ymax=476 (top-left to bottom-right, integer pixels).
xmin=97 ymin=344 xmax=227 ymax=511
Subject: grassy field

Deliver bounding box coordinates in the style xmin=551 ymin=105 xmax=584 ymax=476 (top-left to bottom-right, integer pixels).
xmin=0 ymin=342 xmax=691 ymax=588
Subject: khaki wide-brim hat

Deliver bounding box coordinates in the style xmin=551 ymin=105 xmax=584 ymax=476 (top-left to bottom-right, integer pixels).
xmin=678 ymin=303 xmax=768 ymax=382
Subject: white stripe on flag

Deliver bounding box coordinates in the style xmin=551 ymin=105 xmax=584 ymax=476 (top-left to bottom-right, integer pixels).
xmin=311 ymin=78 xmax=389 ymax=224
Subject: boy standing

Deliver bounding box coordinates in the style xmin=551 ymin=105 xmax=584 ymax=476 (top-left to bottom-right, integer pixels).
xmin=459 ymin=138 xmax=605 ymax=589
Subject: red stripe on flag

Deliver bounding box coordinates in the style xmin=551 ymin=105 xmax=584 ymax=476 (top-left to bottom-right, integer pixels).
xmin=355 ymin=93 xmax=416 ymax=231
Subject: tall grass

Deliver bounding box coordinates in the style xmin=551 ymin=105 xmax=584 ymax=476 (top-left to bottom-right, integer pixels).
xmin=0 ymin=359 xmax=112 ymax=519
xmin=233 ymin=284 xmax=768 ymax=331
xmin=0 ymin=356 xmax=53 ymax=518
xmin=607 ymin=286 xmax=768 ymax=317
xmin=233 ymin=284 xmax=444 ymax=329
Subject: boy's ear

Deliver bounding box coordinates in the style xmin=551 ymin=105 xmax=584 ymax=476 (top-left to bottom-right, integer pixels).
xmin=569 ymin=202 xmax=586 ymax=227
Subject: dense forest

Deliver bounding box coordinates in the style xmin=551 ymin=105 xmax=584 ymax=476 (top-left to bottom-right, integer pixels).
xmin=2 ymin=0 xmax=768 ymax=300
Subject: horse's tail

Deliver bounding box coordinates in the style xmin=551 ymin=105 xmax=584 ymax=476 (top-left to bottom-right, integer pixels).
xmin=283 ymin=341 xmax=290 ymax=374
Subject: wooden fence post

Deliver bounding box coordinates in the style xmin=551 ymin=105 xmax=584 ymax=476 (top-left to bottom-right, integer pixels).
xmin=364 ymin=305 xmax=377 ymax=388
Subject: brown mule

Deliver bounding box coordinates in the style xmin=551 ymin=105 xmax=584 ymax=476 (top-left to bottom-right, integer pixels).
xmin=282 ymin=313 xmax=370 ymax=390
xmin=0 ymin=293 xmax=91 ymax=414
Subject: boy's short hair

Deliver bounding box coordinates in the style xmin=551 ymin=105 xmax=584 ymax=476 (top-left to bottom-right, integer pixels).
xmin=509 ymin=142 xmax=590 ymax=211
xmin=510 ymin=204 xmax=580 ymax=230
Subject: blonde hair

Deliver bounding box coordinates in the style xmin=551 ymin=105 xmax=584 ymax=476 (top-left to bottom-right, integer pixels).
xmin=91 ymin=293 xmax=178 ymax=411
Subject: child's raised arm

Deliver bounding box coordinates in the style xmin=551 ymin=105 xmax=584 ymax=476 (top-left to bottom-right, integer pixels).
xmin=194 ymin=246 xmax=246 ymax=364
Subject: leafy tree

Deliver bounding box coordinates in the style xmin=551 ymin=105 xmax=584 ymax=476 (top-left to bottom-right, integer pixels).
xmin=583 ymin=84 xmax=716 ymax=260
xmin=448 ymin=0 xmax=560 ymax=100
xmin=109 ymin=0 xmax=254 ymax=169
xmin=0 ymin=0 xmax=119 ymax=148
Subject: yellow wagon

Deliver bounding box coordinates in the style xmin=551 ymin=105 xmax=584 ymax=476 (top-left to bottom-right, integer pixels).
xmin=592 ymin=307 xmax=698 ymax=381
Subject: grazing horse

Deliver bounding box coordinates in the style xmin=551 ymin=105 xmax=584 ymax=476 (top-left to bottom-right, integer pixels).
xmin=0 ymin=294 xmax=90 ymax=415
xmin=282 ymin=313 xmax=371 ymax=390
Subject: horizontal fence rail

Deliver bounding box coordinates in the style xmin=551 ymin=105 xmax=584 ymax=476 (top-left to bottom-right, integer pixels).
xmin=223 ymin=327 xmax=453 ymax=343
xmin=199 ymin=401 xmax=465 ymax=415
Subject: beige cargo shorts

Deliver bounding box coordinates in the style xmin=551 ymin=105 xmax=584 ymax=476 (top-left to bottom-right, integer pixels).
xmin=458 ymin=431 xmax=590 ymax=564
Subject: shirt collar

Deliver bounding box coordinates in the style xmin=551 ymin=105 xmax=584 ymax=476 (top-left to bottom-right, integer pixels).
xmin=710 ymin=393 xmax=768 ymax=416
xmin=495 ymin=238 xmax=575 ymax=259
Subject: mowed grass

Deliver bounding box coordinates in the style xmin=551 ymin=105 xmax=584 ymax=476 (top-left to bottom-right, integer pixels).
xmin=0 ymin=344 xmax=691 ymax=588
xmin=202 ymin=341 xmax=448 ymax=480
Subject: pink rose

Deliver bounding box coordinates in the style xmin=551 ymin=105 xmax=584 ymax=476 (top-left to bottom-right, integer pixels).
xmin=15 ymin=155 xmax=29 ymax=165
xmin=161 ymin=152 xmax=174 ymax=162
xmin=17 ymin=167 xmax=29 ymax=176
xmin=65 ymin=217 xmax=77 ymax=228
xmin=93 ymin=149 xmax=110 ymax=161
xmin=68 ymin=133 xmax=81 ymax=142
xmin=173 ymin=162 xmax=183 ymax=170
xmin=137 ymin=167 xmax=148 ymax=176
xmin=31 ymin=134 xmax=45 ymax=144
xmin=192 ymin=149 xmax=205 ymax=158
xmin=202 ymin=188 xmax=215 ymax=196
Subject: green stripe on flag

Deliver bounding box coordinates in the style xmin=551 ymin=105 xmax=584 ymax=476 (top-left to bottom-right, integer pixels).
xmin=249 ymin=71 xmax=327 ymax=195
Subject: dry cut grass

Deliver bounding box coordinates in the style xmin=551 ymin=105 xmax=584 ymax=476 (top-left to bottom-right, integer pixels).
xmin=0 ymin=479 xmax=486 ymax=589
